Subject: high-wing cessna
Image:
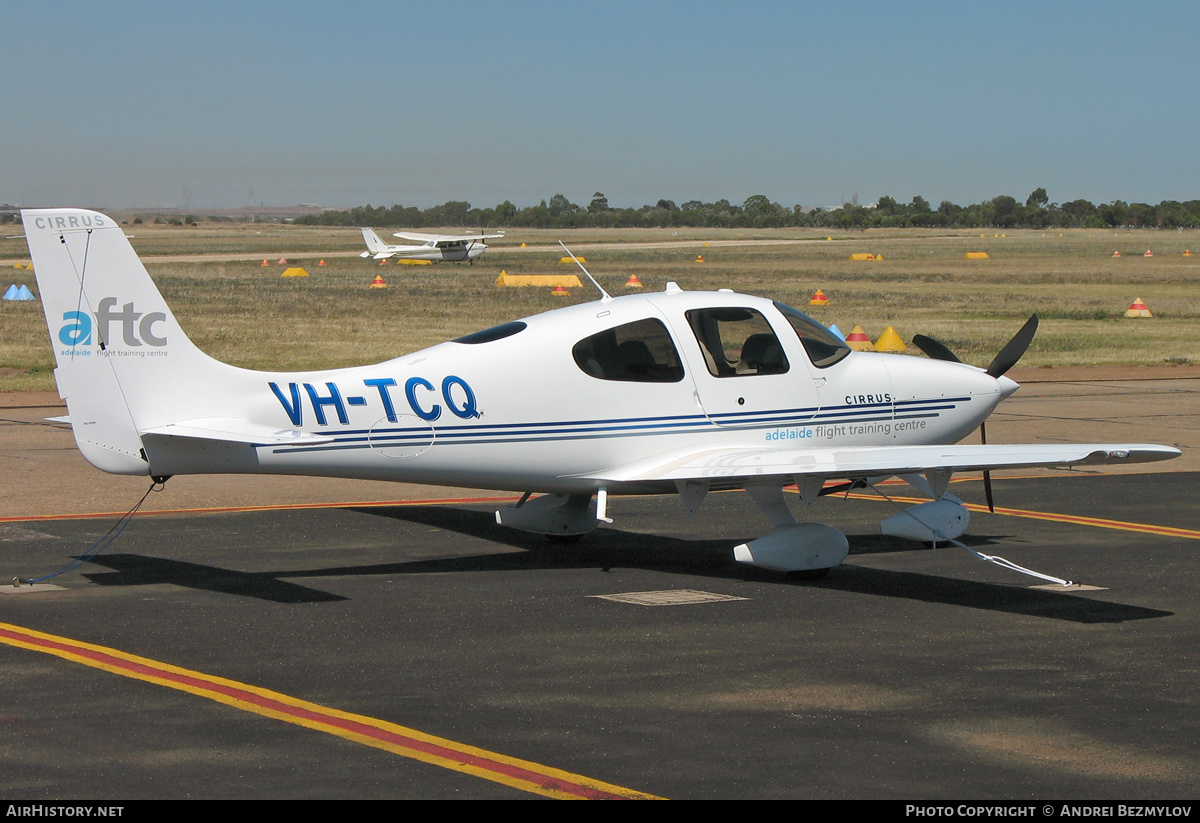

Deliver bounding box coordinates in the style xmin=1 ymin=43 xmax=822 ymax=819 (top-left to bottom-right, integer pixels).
xmin=24 ymin=209 xmax=1179 ymax=579
xmin=359 ymin=227 xmax=504 ymax=262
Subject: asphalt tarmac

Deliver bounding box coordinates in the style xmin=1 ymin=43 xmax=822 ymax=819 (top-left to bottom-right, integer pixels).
xmin=0 ymin=378 xmax=1198 ymax=799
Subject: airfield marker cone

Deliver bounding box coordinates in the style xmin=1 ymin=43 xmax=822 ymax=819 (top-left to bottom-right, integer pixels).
xmin=318 ymin=259 xmax=327 ymax=266
xmin=695 ymin=255 xmax=705 ymax=263
xmin=379 ymin=259 xmax=389 ymax=265
xmin=1185 ymin=250 xmax=1194 ymax=257
xmin=808 ymin=289 xmax=829 ymax=306
xmin=1124 ymin=298 xmax=1153 ymax=318
xmin=1144 ymin=249 xmax=1154 ymax=257
xmin=845 ymin=325 xmax=875 ymax=351
xmin=369 ymin=275 xmax=387 ymax=289
xmin=1112 ymin=251 xmax=1121 ymax=257
xmin=551 ymin=284 xmax=570 ymax=297
xmin=874 ymin=326 xmax=907 ymax=353
xmin=261 ymin=260 xmax=270 ymax=266
xmin=277 ymin=257 xmax=288 ymax=265
xmin=625 ymin=274 xmax=643 ymax=287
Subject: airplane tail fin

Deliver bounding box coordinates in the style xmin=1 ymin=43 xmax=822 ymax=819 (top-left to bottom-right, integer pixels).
xmin=361 ymin=227 xmax=392 ymax=257
xmin=23 ymin=208 xmax=243 ymax=475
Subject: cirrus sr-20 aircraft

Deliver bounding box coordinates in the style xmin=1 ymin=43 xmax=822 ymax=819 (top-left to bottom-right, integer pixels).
xmin=22 ymin=208 xmax=1179 ymax=579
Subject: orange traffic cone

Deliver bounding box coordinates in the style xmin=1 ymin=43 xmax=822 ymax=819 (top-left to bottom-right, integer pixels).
xmin=369 ymin=275 xmax=387 ymax=289
xmin=625 ymin=275 xmax=643 ymax=287
xmin=808 ymin=289 xmax=829 ymax=306
xmin=551 ymin=284 xmax=570 ymax=297
xmin=1124 ymin=298 xmax=1153 ymax=317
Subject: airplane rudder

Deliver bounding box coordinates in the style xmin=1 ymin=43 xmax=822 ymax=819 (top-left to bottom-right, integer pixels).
xmin=24 ymin=208 xmax=201 ymax=363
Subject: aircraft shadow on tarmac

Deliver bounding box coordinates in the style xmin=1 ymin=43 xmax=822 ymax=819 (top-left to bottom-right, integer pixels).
xmin=80 ymin=554 xmax=350 ymax=604
xmin=68 ymin=503 xmax=1168 ymax=624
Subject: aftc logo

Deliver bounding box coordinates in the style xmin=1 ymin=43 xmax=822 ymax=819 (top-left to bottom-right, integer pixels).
xmin=59 ymin=298 xmax=167 ymax=347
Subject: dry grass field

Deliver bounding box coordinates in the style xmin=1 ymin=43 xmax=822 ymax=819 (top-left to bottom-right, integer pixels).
xmin=2 ymin=222 xmax=1199 ymax=393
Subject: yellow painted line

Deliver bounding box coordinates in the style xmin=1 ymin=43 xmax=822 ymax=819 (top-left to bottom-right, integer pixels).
xmin=846 ymin=493 xmax=1200 ymax=540
xmin=0 ymin=621 xmax=661 ymax=800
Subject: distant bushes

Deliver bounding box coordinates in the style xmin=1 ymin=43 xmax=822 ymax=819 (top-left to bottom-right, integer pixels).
xmin=295 ymin=191 xmax=1200 ymax=231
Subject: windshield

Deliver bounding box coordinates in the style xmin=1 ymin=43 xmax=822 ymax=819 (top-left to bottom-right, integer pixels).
xmin=773 ymin=302 xmax=851 ymax=368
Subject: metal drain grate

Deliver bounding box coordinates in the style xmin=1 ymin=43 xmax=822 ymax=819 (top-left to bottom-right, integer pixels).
xmin=591 ymin=589 xmax=750 ymax=606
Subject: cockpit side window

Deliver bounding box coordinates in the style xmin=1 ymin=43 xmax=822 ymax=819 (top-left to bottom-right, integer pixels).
xmin=773 ymin=301 xmax=852 ymax=368
xmin=685 ymin=307 xmax=790 ymax=377
xmin=572 ymin=318 xmax=685 ymax=383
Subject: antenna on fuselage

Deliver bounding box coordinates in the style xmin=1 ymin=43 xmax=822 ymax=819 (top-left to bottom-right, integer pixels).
xmin=558 ymin=241 xmax=611 ymax=303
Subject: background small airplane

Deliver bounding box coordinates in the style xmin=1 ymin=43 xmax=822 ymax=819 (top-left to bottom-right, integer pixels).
xmin=359 ymin=227 xmax=504 ymax=262
xmin=23 ymin=209 xmax=1179 ymax=582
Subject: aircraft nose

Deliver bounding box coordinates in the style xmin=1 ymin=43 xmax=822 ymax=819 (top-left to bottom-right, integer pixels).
xmin=997 ymin=374 xmax=1020 ymax=400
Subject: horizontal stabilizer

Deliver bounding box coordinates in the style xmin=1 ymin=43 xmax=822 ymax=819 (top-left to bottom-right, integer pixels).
xmin=140 ymin=418 xmax=334 ymax=446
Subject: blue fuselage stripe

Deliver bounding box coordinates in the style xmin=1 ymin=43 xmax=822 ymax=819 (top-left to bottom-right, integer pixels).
xmin=266 ymin=396 xmax=973 ymax=455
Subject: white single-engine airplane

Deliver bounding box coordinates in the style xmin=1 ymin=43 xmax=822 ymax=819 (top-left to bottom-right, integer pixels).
xmin=359 ymin=227 xmax=504 ymax=262
xmin=24 ymin=208 xmax=1180 ymax=579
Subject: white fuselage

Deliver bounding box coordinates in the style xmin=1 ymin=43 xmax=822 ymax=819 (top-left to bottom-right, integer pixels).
xmin=140 ymin=289 xmax=1005 ymax=494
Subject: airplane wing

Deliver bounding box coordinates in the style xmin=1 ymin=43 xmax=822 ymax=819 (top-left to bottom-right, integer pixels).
xmin=578 ymin=442 xmax=1181 ymax=487
xmin=393 ymin=231 xmax=504 ymax=243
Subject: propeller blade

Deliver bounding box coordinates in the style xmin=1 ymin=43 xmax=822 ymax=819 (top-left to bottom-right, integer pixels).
xmin=986 ymin=315 xmax=1039 ymax=378
xmin=980 ymin=420 xmax=995 ymax=513
xmin=912 ymin=334 xmax=963 ymax=364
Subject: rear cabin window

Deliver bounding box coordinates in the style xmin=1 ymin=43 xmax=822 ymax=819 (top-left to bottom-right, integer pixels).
xmin=773 ymin=302 xmax=851 ymax=368
xmin=572 ymin=318 xmax=685 ymax=383
xmin=685 ymin=307 xmax=789 ymax=377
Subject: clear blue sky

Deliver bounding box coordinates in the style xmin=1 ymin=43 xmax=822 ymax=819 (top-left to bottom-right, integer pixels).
xmin=4 ymin=0 xmax=1197 ymax=211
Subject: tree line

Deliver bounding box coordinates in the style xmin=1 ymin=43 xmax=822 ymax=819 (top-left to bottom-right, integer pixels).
xmin=295 ymin=189 xmax=1200 ymax=230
